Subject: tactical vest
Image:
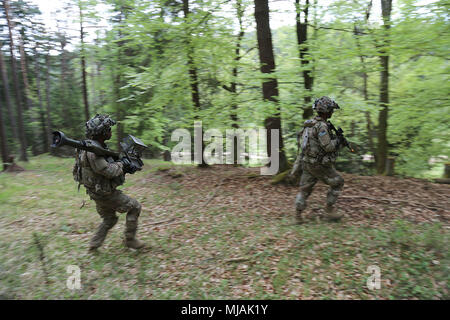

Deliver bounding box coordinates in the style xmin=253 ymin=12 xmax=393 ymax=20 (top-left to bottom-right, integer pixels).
xmin=300 ymin=117 xmax=337 ymax=165
xmin=73 ymin=140 xmax=124 ymax=196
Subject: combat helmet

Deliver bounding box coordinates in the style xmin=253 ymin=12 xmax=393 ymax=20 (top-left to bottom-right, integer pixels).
xmin=85 ymin=114 xmax=116 ymax=139
xmin=313 ymin=96 xmax=340 ymax=115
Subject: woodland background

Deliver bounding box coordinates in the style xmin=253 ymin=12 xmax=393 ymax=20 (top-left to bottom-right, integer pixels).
xmin=0 ymin=0 xmax=449 ymax=300
xmin=0 ymin=0 xmax=448 ymax=177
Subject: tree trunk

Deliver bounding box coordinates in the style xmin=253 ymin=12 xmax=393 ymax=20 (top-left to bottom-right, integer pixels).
xmin=254 ymin=0 xmax=288 ymax=173
xmin=295 ymin=0 xmax=314 ymax=119
xmin=34 ymin=45 xmax=48 ymax=153
xmin=0 ymin=44 xmax=19 ymax=143
xmin=79 ymin=3 xmax=90 ymax=122
xmin=183 ymin=0 xmax=207 ymax=167
xmin=113 ymin=57 xmax=124 ymax=151
xmin=58 ymin=32 xmax=73 ymax=129
xmin=113 ymin=10 xmax=125 ymax=151
xmin=385 ymin=156 xmax=395 ymax=176
xmin=377 ymin=0 xmax=392 ymax=174
xmin=0 ymin=97 xmax=9 ymax=170
xmin=19 ymin=32 xmax=42 ymax=155
xmin=3 ymin=0 xmax=28 ymax=161
xmin=231 ymin=0 xmax=244 ymax=164
xmin=45 ymin=51 xmax=53 ymax=155
xmin=353 ymin=0 xmax=377 ymax=164
xmin=444 ymin=163 xmax=450 ymax=179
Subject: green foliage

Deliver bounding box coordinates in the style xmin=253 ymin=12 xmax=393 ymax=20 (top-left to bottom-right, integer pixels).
xmin=0 ymin=0 xmax=448 ymax=178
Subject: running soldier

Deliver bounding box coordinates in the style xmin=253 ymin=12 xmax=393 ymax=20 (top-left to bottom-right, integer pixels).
xmin=292 ymin=97 xmax=346 ymax=223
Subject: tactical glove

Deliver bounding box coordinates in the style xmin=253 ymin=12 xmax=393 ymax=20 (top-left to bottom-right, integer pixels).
xmin=121 ymin=158 xmax=138 ymax=174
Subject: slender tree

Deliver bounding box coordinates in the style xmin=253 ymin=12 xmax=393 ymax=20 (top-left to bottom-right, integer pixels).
xmin=295 ymin=0 xmax=314 ymax=119
xmin=221 ymin=0 xmax=245 ymax=164
xmin=34 ymin=44 xmax=49 ymax=152
xmin=0 ymin=96 xmax=9 ymax=170
xmin=78 ymin=0 xmax=90 ymax=122
xmin=254 ymin=0 xmax=288 ymax=173
xmin=353 ymin=0 xmax=377 ymax=163
xmin=45 ymin=46 xmax=53 ymax=153
xmin=0 ymin=43 xmax=19 ymax=143
xmin=3 ymin=0 xmax=28 ymax=161
xmin=18 ymin=29 xmax=40 ymax=155
xmin=183 ymin=0 xmax=207 ymax=167
xmin=0 ymin=83 xmax=9 ymax=170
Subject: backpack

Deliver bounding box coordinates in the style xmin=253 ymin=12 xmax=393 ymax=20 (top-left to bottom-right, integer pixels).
xmin=299 ymin=119 xmax=316 ymax=157
xmin=290 ymin=119 xmax=316 ymax=176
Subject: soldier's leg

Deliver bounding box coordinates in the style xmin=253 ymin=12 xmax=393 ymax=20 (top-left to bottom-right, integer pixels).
xmin=322 ymin=166 xmax=345 ymax=221
xmin=295 ymin=168 xmax=318 ymax=223
xmin=89 ymin=201 xmax=118 ymax=250
xmin=113 ymin=191 xmax=144 ymax=249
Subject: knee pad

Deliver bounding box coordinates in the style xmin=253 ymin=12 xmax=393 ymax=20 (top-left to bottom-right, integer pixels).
xmin=127 ymin=205 xmax=141 ymax=221
xmin=328 ymin=175 xmax=344 ymax=189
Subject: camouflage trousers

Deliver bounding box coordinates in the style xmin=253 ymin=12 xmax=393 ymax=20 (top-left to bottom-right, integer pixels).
xmin=295 ymin=162 xmax=344 ymax=216
xmin=87 ymin=189 xmax=142 ymax=248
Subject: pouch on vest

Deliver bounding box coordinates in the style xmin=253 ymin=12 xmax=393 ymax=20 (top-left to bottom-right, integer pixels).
xmin=73 ymin=149 xmax=82 ymax=191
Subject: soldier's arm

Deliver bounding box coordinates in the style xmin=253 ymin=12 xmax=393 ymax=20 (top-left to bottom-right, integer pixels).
xmin=87 ymin=152 xmax=124 ymax=178
xmin=317 ymin=123 xmax=339 ymax=153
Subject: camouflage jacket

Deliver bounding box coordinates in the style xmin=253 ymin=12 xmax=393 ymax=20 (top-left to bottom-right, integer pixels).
xmin=77 ymin=140 xmax=125 ymax=196
xmin=300 ymin=116 xmax=340 ymax=165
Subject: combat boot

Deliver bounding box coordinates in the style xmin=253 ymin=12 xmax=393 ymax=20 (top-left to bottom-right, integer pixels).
xmin=323 ymin=206 xmax=343 ymax=222
xmin=89 ymin=224 xmax=110 ymax=251
xmin=124 ymin=220 xmax=145 ymax=249
xmin=89 ymin=216 xmax=118 ymax=251
xmin=124 ymin=238 xmax=145 ymax=249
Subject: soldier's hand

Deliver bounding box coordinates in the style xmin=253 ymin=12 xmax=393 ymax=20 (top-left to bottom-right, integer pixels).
xmin=120 ymin=157 xmax=134 ymax=174
xmin=127 ymin=163 xmax=138 ymax=174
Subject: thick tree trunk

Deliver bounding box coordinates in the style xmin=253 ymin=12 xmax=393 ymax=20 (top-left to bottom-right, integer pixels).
xmin=254 ymin=0 xmax=288 ymax=173
xmin=295 ymin=0 xmax=314 ymax=119
xmin=0 ymin=44 xmax=19 ymax=143
xmin=3 ymin=0 xmax=28 ymax=161
xmin=377 ymin=0 xmax=392 ymax=174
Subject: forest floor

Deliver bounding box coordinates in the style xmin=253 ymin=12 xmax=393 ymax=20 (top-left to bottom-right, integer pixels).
xmin=0 ymin=154 xmax=448 ymax=299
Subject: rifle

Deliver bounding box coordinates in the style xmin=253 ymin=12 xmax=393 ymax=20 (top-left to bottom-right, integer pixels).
xmin=51 ymin=131 xmax=148 ymax=173
xmin=327 ymin=121 xmax=355 ymax=153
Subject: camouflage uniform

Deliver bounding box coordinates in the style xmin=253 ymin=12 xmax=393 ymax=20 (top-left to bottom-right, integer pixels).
xmin=76 ymin=115 xmax=144 ymax=250
xmin=295 ymin=97 xmax=344 ymax=223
